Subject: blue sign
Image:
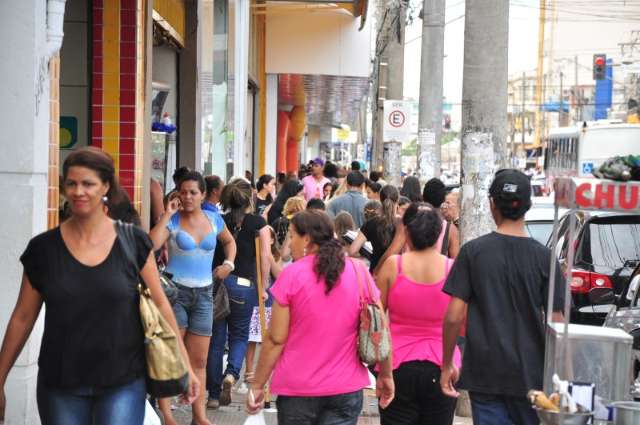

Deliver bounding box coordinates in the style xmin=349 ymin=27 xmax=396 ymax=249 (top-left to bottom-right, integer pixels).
xmin=582 ymin=162 xmax=594 ymax=175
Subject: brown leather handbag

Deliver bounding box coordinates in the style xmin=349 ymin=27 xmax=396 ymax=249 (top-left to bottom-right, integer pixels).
xmin=116 ymin=221 xmax=190 ymax=397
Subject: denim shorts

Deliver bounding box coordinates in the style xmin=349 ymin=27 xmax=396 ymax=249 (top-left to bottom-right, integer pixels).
xmin=172 ymin=283 xmax=214 ymax=336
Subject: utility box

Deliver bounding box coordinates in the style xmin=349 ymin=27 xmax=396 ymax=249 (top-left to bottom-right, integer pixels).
xmin=543 ymin=323 xmax=634 ymax=403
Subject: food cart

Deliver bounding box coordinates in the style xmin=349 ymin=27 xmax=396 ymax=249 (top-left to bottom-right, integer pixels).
xmin=541 ymin=177 xmax=639 ymax=424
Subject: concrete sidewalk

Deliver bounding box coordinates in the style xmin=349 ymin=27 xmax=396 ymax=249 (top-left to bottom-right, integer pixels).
xmin=170 ymin=388 xmax=473 ymax=425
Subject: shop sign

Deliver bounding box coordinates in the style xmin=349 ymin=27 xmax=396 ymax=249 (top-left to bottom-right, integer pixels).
xmin=555 ymin=177 xmax=640 ymax=212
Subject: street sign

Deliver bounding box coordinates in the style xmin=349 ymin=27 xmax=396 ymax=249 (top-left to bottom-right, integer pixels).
xmin=383 ymin=100 xmax=411 ymax=142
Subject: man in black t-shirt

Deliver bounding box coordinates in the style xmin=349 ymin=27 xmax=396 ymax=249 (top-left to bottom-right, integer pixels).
xmin=440 ymin=169 xmax=565 ymax=425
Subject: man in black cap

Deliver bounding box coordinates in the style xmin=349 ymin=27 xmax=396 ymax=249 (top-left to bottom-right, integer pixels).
xmin=440 ymin=169 xmax=565 ymax=425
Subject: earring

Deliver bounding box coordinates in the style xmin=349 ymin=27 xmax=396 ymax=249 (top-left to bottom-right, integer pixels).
xmin=303 ymin=246 xmax=308 ymax=256
xmin=102 ymin=196 xmax=108 ymax=204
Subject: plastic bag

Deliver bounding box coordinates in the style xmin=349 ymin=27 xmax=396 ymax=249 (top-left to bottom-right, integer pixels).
xmin=243 ymin=411 xmax=266 ymax=425
xmin=143 ymin=400 xmax=162 ymax=425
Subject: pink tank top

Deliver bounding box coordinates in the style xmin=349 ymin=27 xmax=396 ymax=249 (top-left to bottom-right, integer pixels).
xmin=386 ymin=255 xmax=462 ymax=371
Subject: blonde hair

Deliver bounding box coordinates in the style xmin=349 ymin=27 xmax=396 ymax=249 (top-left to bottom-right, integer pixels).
xmin=283 ymin=196 xmax=306 ymax=217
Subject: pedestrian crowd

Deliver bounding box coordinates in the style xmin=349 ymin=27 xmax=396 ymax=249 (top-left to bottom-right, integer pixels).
xmin=0 ymin=148 xmax=565 ymax=425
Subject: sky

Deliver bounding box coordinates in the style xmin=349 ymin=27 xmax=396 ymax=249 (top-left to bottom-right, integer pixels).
xmin=403 ymin=0 xmax=541 ymax=104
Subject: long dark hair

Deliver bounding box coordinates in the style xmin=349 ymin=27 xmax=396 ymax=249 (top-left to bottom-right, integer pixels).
xmin=63 ymin=147 xmax=128 ymax=218
xmin=291 ymin=210 xmax=345 ymax=293
xmin=220 ymin=178 xmax=253 ymax=235
xmin=268 ymin=179 xmax=303 ymax=224
xmin=376 ymin=185 xmax=399 ymax=246
xmin=401 ymin=176 xmax=423 ymax=203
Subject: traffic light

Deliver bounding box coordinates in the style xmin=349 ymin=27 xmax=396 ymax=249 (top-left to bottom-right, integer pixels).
xmin=593 ymin=54 xmax=606 ymax=80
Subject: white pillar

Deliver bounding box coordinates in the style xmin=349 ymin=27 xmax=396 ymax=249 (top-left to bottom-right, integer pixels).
xmin=233 ymin=0 xmax=250 ymax=176
xmin=0 ymin=0 xmax=51 ymax=423
xmin=264 ymin=74 xmax=278 ymax=177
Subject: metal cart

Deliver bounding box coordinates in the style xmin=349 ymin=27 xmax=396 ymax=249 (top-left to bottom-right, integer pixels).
xmin=543 ymin=177 xmax=637 ymax=419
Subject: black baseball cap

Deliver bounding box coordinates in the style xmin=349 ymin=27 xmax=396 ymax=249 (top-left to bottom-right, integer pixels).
xmin=489 ymin=169 xmax=532 ymax=218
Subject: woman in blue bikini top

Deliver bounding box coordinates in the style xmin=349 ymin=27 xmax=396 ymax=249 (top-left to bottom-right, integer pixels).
xmin=149 ymin=170 xmax=236 ymax=425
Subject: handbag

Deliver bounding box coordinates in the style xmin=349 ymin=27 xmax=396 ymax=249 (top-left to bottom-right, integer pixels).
xmin=158 ymin=267 xmax=179 ymax=305
xmin=213 ymin=278 xmax=231 ymax=322
xmin=115 ymin=221 xmax=190 ymax=398
xmin=350 ymin=259 xmax=391 ymax=366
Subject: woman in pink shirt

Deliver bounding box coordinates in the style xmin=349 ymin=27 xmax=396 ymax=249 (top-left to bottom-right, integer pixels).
xmin=375 ymin=203 xmax=461 ymax=425
xmin=246 ymin=210 xmax=395 ymax=424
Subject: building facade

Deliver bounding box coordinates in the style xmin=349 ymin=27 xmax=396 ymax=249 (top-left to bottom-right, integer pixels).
xmin=0 ymin=1 xmax=370 ymax=422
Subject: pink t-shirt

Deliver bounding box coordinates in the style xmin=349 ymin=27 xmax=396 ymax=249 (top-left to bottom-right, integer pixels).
xmin=269 ymin=256 xmax=376 ymax=397
xmin=302 ymin=175 xmax=331 ymax=201
xmin=387 ymin=255 xmax=462 ymax=371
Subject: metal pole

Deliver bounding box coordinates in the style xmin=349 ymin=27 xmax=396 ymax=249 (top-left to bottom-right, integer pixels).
xmin=417 ymin=0 xmax=445 ymax=180
xmin=459 ymin=0 xmax=510 ymax=243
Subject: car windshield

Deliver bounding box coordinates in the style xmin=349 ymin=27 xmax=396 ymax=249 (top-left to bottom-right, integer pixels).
xmin=587 ymin=217 xmax=640 ymax=271
xmin=526 ymin=222 xmax=554 ymax=244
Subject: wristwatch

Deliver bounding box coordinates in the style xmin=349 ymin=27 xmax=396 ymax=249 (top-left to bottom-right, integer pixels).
xmin=222 ymin=260 xmax=235 ymax=272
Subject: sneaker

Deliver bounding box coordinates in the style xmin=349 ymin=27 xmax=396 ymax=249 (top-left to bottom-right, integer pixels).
xmin=236 ymin=381 xmax=249 ymax=395
xmin=206 ymin=398 xmax=220 ymax=410
xmin=219 ymin=374 xmax=235 ymax=406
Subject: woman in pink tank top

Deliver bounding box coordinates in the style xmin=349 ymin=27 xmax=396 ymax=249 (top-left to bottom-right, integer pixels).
xmin=246 ymin=210 xmax=395 ymax=424
xmin=376 ymin=203 xmax=462 ymax=425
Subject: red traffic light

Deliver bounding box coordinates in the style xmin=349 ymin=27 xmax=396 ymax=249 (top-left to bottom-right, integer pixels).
xmin=595 ymin=57 xmax=605 ymax=66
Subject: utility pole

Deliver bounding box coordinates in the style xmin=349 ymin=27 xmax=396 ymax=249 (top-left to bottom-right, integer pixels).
xmin=371 ymin=0 xmax=405 ymax=173
xmin=559 ymin=71 xmax=565 ymax=126
xmin=521 ymin=71 xmax=526 ymax=147
xmin=417 ymin=0 xmax=445 ymax=180
xmin=574 ymin=55 xmax=580 ymax=122
xmin=534 ymin=0 xmax=546 ymax=148
xmin=459 ymin=0 xmax=510 ymax=243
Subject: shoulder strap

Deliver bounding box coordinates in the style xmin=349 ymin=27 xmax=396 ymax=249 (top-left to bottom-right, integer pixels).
xmin=115 ymin=220 xmax=143 ymax=281
xmin=444 ymin=257 xmax=454 ymax=274
xmin=396 ymin=255 xmax=403 ymax=275
xmin=441 ymin=221 xmax=451 ymax=256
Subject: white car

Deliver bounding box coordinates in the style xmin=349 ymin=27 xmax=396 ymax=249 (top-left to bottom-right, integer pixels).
xmin=525 ymin=197 xmax=566 ymax=245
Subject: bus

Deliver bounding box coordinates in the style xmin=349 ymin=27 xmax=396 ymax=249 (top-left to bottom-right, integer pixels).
xmin=544 ymin=121 xmax=640 ymax=178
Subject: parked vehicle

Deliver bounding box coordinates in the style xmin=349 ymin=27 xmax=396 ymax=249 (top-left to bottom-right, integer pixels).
xmin=544 ymin=121 xmax=640 ymax=178
xmin=525 ymin=197 xmax=565 ymax=245
xmin=590 ymin=267 xmax=640 ymax=399
xmin=548 ymin=211 xmax=640 ymax=324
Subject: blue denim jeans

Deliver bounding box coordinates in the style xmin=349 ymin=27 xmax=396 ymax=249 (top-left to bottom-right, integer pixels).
xmin=37 ymin=375 xmax=146 ymax=425
xmin=206 ymin=275 xmax=257 ymax=398
xmin=276 ymin=390 xmax=363 ymax=425
xmin=470 ymin=392 xmax=538 ymax=425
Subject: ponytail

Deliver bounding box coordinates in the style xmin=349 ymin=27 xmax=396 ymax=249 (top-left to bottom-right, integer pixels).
xmin=377 ymin=185 xmax=399 ymax=246
xmin=315 ymin=238 xmax=345 ymax=293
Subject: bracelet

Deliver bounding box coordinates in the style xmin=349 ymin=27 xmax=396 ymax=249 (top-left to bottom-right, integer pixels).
xmin=223 ymin=260 xmax=235 ymax=272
